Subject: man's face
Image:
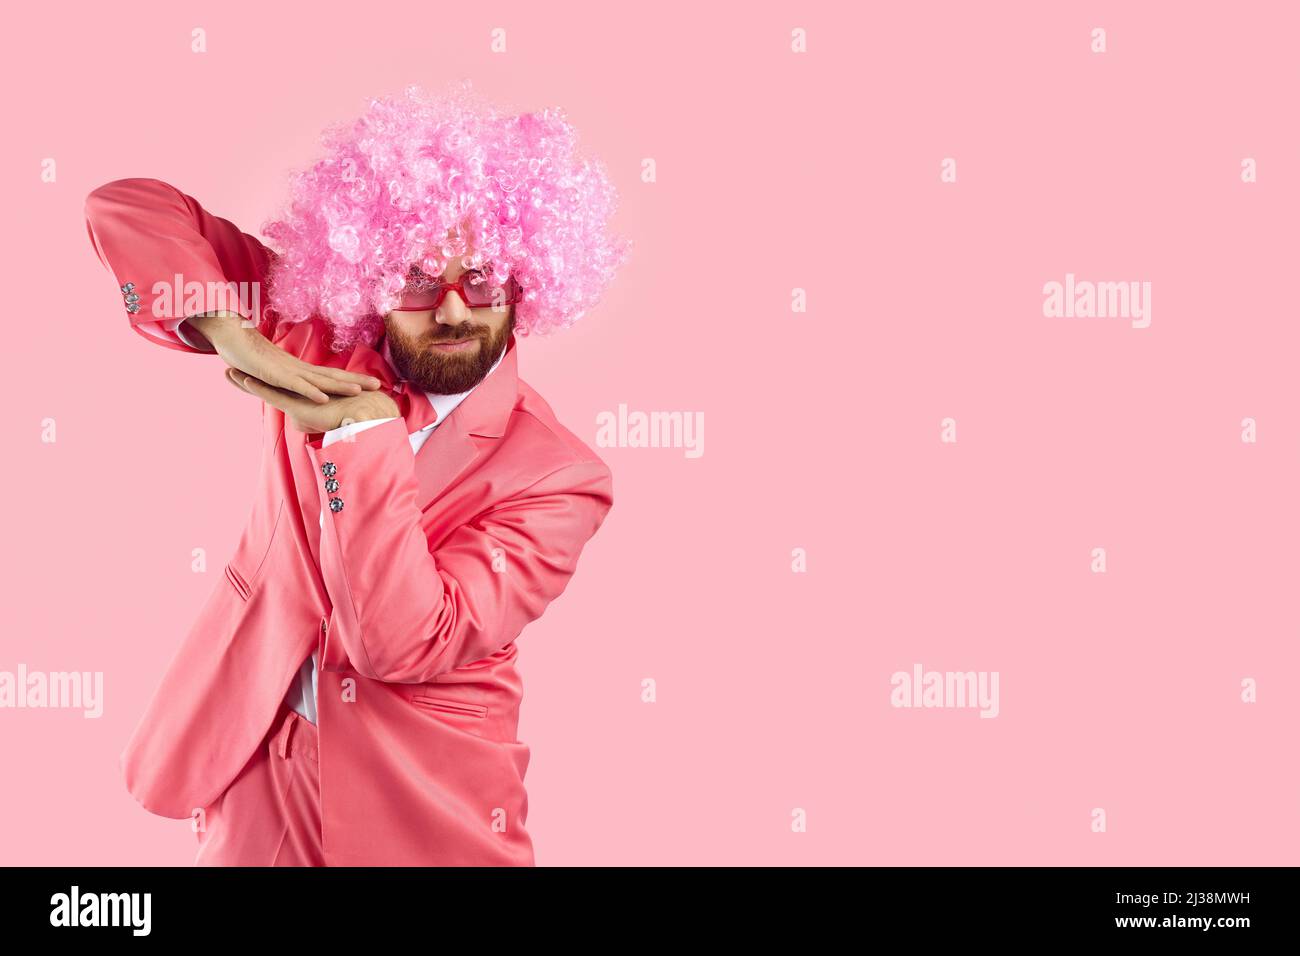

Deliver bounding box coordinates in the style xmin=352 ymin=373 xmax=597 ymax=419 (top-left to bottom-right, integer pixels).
xmin=382 ymin=248 xmax=515 ymax=395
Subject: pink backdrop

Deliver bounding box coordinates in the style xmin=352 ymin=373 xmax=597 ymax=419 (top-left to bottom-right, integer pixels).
xmin=2 ymin=1 xmax=1297 ymax=865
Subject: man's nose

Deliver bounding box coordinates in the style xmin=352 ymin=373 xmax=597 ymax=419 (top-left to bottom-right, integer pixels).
xmin=435 ymin=289 xmax=473 ymax=324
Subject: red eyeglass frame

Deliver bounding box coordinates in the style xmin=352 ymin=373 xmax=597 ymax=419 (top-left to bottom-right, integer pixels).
xmin=390 ymin=269 xmax=524 ymax=312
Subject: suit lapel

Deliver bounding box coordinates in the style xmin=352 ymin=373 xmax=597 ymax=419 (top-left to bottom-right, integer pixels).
xmin=413 ymin=412 xmax=478 ymax=510
xmin=411 ymin=332 xmax=519 ymax=512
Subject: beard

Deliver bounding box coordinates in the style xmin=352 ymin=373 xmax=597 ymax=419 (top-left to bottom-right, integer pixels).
xmin=383 ymin=309 xmax=514 ymax=395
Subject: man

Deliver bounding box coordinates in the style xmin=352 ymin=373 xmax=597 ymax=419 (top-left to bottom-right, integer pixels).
xmin=83 ymin=84 xmax=629 ymax=865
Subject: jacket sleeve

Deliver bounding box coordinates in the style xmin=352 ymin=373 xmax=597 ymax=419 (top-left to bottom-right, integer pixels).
xmin=84 ymin=177 xmax=276 ymax=353
xmin=304 ymin=418 xmax=614 ymax=683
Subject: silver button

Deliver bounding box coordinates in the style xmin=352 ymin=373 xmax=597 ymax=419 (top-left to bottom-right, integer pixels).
xmin=328 ymin=496 xmax=344 ymax=513
xmin=325 ymin=478 xmax=339 ymax=493
xmin=321 ymin=462 xmax=337 ymax=478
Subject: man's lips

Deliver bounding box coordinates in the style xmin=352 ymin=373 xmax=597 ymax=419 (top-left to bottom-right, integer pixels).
xmin=429 ymin=337 xmax=480 ymax=353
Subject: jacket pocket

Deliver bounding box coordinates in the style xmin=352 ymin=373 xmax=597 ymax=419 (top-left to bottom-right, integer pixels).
xmin=223 ymin=563 xmax=252 ymax=601
xmin=224 ymin=497 xmax=286 ymax=601
xmin=411 ymin=695 xmax=488 ymax=719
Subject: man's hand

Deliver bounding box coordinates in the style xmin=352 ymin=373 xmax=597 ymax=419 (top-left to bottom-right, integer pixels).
xmin=189 ymin=312 xmax=383 ymax=404
xmin=224 ymin=367 xmax=400 ymax=434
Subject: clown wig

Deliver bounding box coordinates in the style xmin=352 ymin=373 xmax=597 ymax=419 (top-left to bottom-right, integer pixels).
xmin=261 ymin=81 xmax=631 ymax=352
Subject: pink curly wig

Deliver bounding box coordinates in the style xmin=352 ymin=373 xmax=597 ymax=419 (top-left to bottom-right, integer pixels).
xmin=261 ymin=81 xmax=631 ymax=352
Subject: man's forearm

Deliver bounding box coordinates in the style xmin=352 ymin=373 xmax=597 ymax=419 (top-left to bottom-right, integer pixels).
xmin=307 ymin=419 xmax=613 ymax=683
xmin=183 ymin=311 xmax=252 ymax=350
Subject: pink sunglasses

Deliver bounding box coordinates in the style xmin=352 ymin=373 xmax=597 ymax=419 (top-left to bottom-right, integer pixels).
xmin=391 ymin=266 xmax=523 ymax=312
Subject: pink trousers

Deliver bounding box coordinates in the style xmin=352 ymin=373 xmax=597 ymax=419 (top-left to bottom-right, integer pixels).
xmin=195 ymin=701 xmax=326 ymax=866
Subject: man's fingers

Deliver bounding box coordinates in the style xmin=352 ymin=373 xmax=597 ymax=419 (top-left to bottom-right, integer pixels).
xmin=258 ymin=367 xmax=331 ymax=404
xmin=232 ymin=369 xmax=312 ymax=410
xmin=290 ymin=360 xmax=382 ymax=393
xmin=305 ymin=370 xmax=366 ymax=397
xmin=290 ymin=376 xmax=331 ymax=405
xmin=314 ymin=366 xmax=383 ymax=390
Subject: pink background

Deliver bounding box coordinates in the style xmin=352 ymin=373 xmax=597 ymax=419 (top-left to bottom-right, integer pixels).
xmin=2 ymin=1 xmax=1298 ymax=865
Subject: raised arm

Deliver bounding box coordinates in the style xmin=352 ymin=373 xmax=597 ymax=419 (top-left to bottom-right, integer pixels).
xmin=84 ymin=177 xmax=275 ymax=353
xmin=84 ymin=177 xmax=384 ymax=402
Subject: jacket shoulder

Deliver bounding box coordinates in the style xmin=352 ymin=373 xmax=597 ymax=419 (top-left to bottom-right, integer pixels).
xmin=509 ymin=379 xmax=611 ymax=481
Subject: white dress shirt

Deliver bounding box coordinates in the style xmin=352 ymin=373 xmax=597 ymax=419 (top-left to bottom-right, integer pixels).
xmin=171 ymin=317 xmax=505 ymax=725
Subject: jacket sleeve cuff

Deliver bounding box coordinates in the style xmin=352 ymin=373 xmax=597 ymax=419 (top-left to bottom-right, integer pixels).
xmin=132 ymin=315 xmax=220 ymax=354
xmin=321 ymin=416 xmax=400 ymax=449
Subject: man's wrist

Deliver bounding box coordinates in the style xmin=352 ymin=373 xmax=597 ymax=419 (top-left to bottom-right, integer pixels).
xmin=184 ymin=311 xmax=250 ymax=348
xmin=346 ymin=393 xmax=401 ymax=423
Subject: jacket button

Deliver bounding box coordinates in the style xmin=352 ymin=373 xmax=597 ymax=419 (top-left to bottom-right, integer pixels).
xmin=321 ymin=462 xmax=337 ymax=478
xmin=324 ymin=478 xmax=339 ymax=493
xmin=328 ymin=496 xmax=344 ymax=513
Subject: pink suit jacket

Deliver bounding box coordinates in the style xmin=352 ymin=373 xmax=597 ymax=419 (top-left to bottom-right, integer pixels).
xmin=84 ymin=178 xmax=615 ymax=866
